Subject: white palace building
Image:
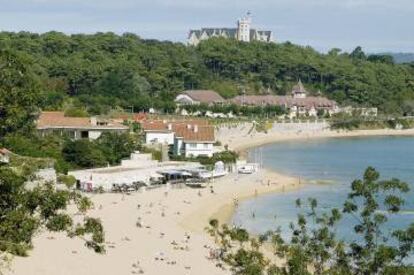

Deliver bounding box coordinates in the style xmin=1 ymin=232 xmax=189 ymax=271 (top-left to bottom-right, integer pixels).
xmin=188 ymin=13 xmax=273 ymax=46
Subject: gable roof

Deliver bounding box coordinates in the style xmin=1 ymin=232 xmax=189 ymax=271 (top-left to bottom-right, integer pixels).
xmin=174 ymin=125 xmax=215 ymax=143
xmin=37 ymin=112 xmax=128 ymax=130
xmin=291 ymin=80 xmax=307 ymax=95
xmin=141 ymin=120 xmax=209 ymax=132
xmin=141 ymin=120 xmax=214 ymax=142
xmin=180 ymin=90 xmax=224 ymax=104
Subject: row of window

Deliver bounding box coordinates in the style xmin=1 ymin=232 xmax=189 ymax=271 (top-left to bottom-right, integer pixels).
xmin=188 ymin=143 xmax=210 ymax=149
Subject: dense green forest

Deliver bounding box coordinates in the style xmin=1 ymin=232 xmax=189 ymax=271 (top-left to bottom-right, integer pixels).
xmin=0 ymin=31 xmax=414 ymax=116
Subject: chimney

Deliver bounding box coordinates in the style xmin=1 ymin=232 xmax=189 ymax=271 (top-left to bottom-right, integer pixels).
xmin=167 ymin=123 xmax=172 ymax=131
xmin=194 ymin=125 xmax=198 ymax=133
xmin=187 ymin=124 xmax=192 ymax=130
xmin=90 ymin=116 xmax=97 ymax=126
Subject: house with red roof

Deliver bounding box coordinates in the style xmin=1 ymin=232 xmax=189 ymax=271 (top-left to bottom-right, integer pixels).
xmin=36 ymin=112 xmax=129 ymax=140
xmin=141 ymin=120 xmax=215 ymax=157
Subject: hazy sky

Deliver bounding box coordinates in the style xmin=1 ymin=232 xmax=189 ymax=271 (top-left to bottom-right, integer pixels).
xmin=1 ymin=0 xmax=413 ymax=52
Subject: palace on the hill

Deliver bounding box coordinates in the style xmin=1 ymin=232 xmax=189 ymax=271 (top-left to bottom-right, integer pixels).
xmin=188 ymin=13 xmax=273 ymax=46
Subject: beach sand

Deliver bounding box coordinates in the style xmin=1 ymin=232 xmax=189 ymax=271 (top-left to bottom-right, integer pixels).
xmin=217 ymin=125 xmax=414 ymax=153
xmin=7 ymin=127 xmax=414 ymax=275
xmin=7 ymin=169 xmax=299 ymax=275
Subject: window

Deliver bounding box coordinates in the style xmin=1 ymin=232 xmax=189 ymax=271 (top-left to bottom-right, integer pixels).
xmin=189 ymin=143 xmax=197 ymax=148
xmin=81 ymin=131 xmax=89 ymax=139
xmin=203 ymin=144 xmax=209 ymax=149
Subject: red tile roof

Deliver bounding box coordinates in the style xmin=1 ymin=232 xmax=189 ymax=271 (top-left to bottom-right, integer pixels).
xmin=174 ymin=125 xmax=215 ymax=143
xmin=141 ymin=120 xmax=209 ymax=131
xmin=229 ymin=95 xmax=337 ymax=109
xmin=141 ymin=120 xmax=214 ymax=142
xmin=0 ymin=148 xmax=11 ymax=155
xmin=37 ymin=112 xmax=128 ymax=129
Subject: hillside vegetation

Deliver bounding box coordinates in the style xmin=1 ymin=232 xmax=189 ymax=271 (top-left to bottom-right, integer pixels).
xmin=1 ymin=32 xmax=414 ymax=115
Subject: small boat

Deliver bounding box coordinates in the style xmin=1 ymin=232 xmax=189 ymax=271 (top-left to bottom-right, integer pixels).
xmin=238 ymin=165 xmax=255 ymax=174
xmin=185 ymin=181 xmax=207 ymax=188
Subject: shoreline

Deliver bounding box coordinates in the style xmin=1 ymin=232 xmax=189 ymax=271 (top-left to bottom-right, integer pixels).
xmin=8 ymin=128 xmax=414 ymax=275
xmin=179 ymin=168 xmax=303 ymax=232
xmin=229 ymin=128 xmax=414 ymax=153
xmin=212 ymin=127 xmax=414 ymax=225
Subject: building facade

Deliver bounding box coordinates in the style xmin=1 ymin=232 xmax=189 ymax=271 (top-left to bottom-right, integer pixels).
xmin=141 ymin=120 xmax=215 ymax=158
xmin=188 ymin=13 xmax=273 ymax=46
xmin=229 ymin=81 xmax=339 ymax=117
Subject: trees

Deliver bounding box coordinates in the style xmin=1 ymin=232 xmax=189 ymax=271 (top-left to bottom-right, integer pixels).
xmin=0 ymin=49 xmax=41 ymax=137
xmin=0 ymin=32 xmax=413 ymax=115
xmin=62 ymin=139 xmax=107 ymax=169
xmin=207 ymin=167 xmax=414 ymax=274
xmin=96 ymin=132 xmax=137 ymax=165
xmin=0 ymin=166 xmax=105 ymax=269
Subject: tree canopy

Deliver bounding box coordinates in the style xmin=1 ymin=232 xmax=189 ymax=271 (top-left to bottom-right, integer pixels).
xmin=0 ymin=32 xmax=413 ymax=116
xmin=207 ymin=167 xmax=414 ymax=275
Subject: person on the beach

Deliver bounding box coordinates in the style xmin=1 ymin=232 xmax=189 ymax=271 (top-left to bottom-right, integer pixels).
xmin=136 ymin=217 xmax=142 ymax=228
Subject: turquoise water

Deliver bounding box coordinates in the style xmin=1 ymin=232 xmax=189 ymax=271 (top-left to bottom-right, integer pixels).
xmin=232 ymin=136 xmax=414 ymax=246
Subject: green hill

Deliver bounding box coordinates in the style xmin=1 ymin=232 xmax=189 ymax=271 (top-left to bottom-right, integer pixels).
xmin=0 ymin=32 xmax=413 ymax=115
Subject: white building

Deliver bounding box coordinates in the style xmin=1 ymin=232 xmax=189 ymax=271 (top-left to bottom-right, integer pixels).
xmin=141 ymin=120 xmax=216 ymax=158
xmin=37 ymin=112 xmax=129 ymax=140
xmin=143 ymin=122 xmax=175 ymax=145
xmin=0 ymin=148 xmax=10 ymax=164
xmin=174 ymin=124 xmax=215 ymax=158
xmin=68 ymin=151 xmax=202 ymax=191
xmin=188 ymin=13 xmax=273 ymax=46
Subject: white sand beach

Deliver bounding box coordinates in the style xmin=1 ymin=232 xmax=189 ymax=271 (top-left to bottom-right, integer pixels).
xmin=216 ymin=123 xmax=414 ymax=153
xmin=8 ymin=126 xmax=414 ymax=275
xmin=8 ymin=169 xmax=299 ymax=275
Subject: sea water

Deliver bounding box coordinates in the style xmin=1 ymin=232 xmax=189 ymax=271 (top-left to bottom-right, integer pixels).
xmin=232 ymin=136 xmax=414 ymax=247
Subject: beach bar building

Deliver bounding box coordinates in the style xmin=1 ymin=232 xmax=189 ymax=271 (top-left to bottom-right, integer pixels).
xmin=68 ymin=151 xmax=202 ymax=191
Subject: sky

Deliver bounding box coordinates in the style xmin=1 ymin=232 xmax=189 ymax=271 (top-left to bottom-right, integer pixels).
xmin=0 ymin=0 xmax=413 ymax=53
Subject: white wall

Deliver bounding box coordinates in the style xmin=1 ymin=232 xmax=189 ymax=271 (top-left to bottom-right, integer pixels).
xmin=174 ymin=138 xmax=184 ymax=156
xmin=185 ymin=142 xmax=214 ymax=157
xmin=175 ymin=94 xmax=197 ymax=105
xmin=88 ymin=130 xmax=103 ymax=140
xmin=145 ymin=132 xmax=175 ymax=145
